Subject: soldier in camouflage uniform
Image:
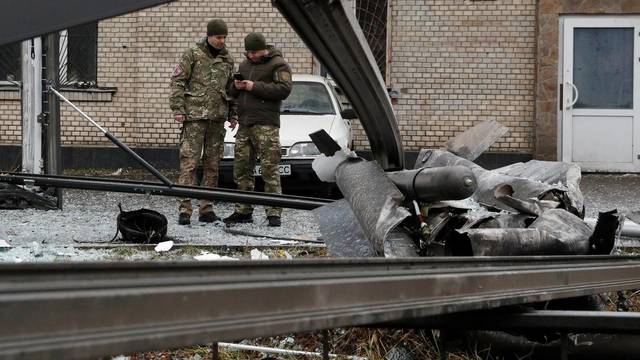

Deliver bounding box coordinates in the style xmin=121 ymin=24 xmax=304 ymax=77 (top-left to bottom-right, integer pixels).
xmin=223 ymin=33 xmax=293 ymax=227
xmin=169 ymin=19 xmax=237 ymax=225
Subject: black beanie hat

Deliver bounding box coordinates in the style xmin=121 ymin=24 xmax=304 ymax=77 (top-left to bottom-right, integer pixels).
xmin=207 ymin=19 xmax=228 ymax=36
xmin=244 ymin=32 xmax=267 ymax=51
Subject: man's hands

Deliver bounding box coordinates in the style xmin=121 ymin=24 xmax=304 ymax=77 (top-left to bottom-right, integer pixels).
xmin=174 ymin=114 xmax=186 ymax=123
xmin=234 ymin=80 xmax=254 ymax=91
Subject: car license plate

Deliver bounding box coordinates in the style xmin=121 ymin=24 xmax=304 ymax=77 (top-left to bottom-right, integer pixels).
xmin=253 ymin=164 xmax=291 ymax=177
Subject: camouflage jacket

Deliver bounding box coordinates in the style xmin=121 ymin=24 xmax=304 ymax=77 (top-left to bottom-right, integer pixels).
xmin=170 ymin=38 xmax=237 ymax=121
xmin=228 ymin=46 xmax=292 ymax=127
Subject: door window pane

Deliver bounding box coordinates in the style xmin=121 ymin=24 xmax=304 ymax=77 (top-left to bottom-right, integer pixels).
xmin=574 ymin=28 xmax=633 ymax=109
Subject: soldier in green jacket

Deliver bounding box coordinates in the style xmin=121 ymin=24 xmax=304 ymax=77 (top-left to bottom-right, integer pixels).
xmin=223 ymin=32 xmax=293 ymax=227
xmin=170 ymin=19 xmax=237 ymax=225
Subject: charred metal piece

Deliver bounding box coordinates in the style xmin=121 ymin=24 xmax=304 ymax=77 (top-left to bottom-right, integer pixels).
xmin=415 ymin=149 xmax=583 ymax=216
xmin=309 ymin=129 xmax=342 ymax=157
xmin=386 ymin=166 xmax=477 ymax=202
xmin=589 ymin=210 xmax=624 ymax=254
xmin=334 ymin=159 xmax=415 ymax=256
xmin=455 ymin=209 xmax=616 ymax=256
xmin=273 ymin=0 xmax=404 ymax=170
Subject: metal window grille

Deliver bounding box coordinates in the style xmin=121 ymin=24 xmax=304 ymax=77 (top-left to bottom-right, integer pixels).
xmin=0 ymin=22 xmax=97 ymax=86
xmin=317 ymin=1 xmax=388 ymax=79
xmin=59 ymin=22 xmax=98 ymax=85
xmin=355 ymin=0 xmax=387 ymax=78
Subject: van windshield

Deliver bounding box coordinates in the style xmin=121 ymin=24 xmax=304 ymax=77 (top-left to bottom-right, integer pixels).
xmin=281 ymin=81 xmax=335 ymax=115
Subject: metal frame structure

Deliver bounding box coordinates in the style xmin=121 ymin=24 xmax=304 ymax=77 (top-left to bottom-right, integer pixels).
xmin=2 ymin=256 xmax=640 ymax=359
xmin=0 ymin=0 xmax=175 ymax=46
xmin=2 ymin=2 xmax=640 ymax=360
xmin=273 ymin=0 xmax=404 ymax=170
xmin=0 ymin=172 xmax=330 ymax=210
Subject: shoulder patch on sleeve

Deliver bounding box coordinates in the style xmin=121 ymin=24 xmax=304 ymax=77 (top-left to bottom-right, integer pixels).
xmin=278 ymin=70 xmax=291 ymax=82
xmin=171 ymin=64 xmax=183 ymax=77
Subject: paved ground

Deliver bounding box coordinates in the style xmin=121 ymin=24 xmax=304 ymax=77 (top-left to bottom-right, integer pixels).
xmin=0 ymin=172 xmax=638 ymax=263
xmin=581 ymin=173 xmax=640 ymax=218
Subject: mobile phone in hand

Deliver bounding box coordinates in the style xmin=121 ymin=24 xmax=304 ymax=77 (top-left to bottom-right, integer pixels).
xmin=233 ymin=73 xmax=244 ymax=81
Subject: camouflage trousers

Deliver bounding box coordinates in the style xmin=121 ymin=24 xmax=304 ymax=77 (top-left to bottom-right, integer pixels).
xmin=233 ymin=124 xmax=282 ymax=217
xmin=178 ymin=119 xmax=225 ymax=216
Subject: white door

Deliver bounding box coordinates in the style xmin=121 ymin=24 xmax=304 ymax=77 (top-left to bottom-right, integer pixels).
xmin=561 ymin=16 xmax=640 ymax=172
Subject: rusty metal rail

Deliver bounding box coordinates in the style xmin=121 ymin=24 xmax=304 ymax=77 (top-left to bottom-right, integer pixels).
xmin=2 ymin=256 xmax=640 ymax=359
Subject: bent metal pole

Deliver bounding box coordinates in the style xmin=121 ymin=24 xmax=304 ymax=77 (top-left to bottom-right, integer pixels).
xmin=47 ymin=86 xmax=173 ymax=187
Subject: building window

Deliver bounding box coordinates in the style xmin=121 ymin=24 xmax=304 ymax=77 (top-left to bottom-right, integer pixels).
xmin=0 ymin=22 xmax=98 ymax=86
xmin=0 ymin=41 xmax=21 ymax=83
xmin=59 ymin=22 xmax=98 ymax=85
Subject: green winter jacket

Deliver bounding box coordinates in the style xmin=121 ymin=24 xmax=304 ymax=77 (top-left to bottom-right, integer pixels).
xmin=229 ymin=46 xmax=292 ymax=127
xmin=169 ymin=38 xmax=236 ymax=121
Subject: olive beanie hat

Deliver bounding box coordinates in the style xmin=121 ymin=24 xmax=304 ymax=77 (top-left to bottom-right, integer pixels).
xmin=207 ymin=19 xmax=228 ymax=36
xmin=244 ymin=32 xmax=267 ymax=51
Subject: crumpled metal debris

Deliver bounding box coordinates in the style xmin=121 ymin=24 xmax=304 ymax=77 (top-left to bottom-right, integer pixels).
xmin=0 ymin=182 xmax=57 ymax=210
xmin=313 ymin=120 xmax=622 ymax=260
xmin=313 ymin=158 xmax=416 ymax=257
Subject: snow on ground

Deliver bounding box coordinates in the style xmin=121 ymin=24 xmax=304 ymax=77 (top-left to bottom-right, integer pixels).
xmin=1 ymin=172 xmax=639 ymax=263
xmin=0 ymin=188 xmax=322 ymax=263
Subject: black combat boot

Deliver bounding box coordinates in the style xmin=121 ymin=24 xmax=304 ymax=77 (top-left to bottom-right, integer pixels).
xmin=267 ymin=216 xmax=281 ymax=227
xmin=199 ymin=212 xmax=220 ymax=223
xmin=223 ymin=212 xmax=253 ymax=225
xmin=178 ymin=212 xmax=191 ymax=225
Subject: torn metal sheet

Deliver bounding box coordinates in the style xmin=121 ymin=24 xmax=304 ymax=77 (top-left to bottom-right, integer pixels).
xmin=494 ymin=184 xmax=560 ymax=216
xmin=528 ymin=209 xmax=594 ymax=254
xmin=460 ymin=211 xmax=534 ymax=231
xmin=445 ymin=119 xmax=509 ymax=161
xmin=627 ymin=210 xmax=640 ymax=225
xmin=496 ymin=159 xmax=584 ymax=216
xmin=458 ymin=228 xmax=571 ymax=256
xmin=334 ymin=159 xmax=415 ymax=257
xmin=312 ymin=199 xmax=376 ymax=257
xmin=452 ymin=209 xmax=620 ymax=256
xmin=383 ymin=228 xmax=419 ymax=258
xmin=414 ymin=149 xmax=581 ymax=216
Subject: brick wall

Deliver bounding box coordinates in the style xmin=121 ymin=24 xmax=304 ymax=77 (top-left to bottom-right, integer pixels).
xmin=387 ymin=0 xmax=537 ymax=153
xmin=0 ymin=0 xmax=312 ymax=148
xmin=0 ymin=0 xmax=538 ymax=156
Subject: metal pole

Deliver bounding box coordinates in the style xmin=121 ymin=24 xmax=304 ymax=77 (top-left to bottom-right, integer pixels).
xmin=321 ymin=330 xmax=330 ymax=360
xmin=44 ymin=32 xmax=63 ymax=209
xmin=47 ymin=86 xmax=173 ymax=187
xmin=210 ymin=342 xmax=219 ymax=360
xmin=21 ymin=37 xmax=42 ymax=174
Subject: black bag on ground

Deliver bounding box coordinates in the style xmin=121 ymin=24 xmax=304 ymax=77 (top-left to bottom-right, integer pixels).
xmin=117 ymin=204 xmax=167 ymax=243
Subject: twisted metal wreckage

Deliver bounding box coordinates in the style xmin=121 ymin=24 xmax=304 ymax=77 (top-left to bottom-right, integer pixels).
xmin=1 ymin=0 xmax=639 ymax=359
